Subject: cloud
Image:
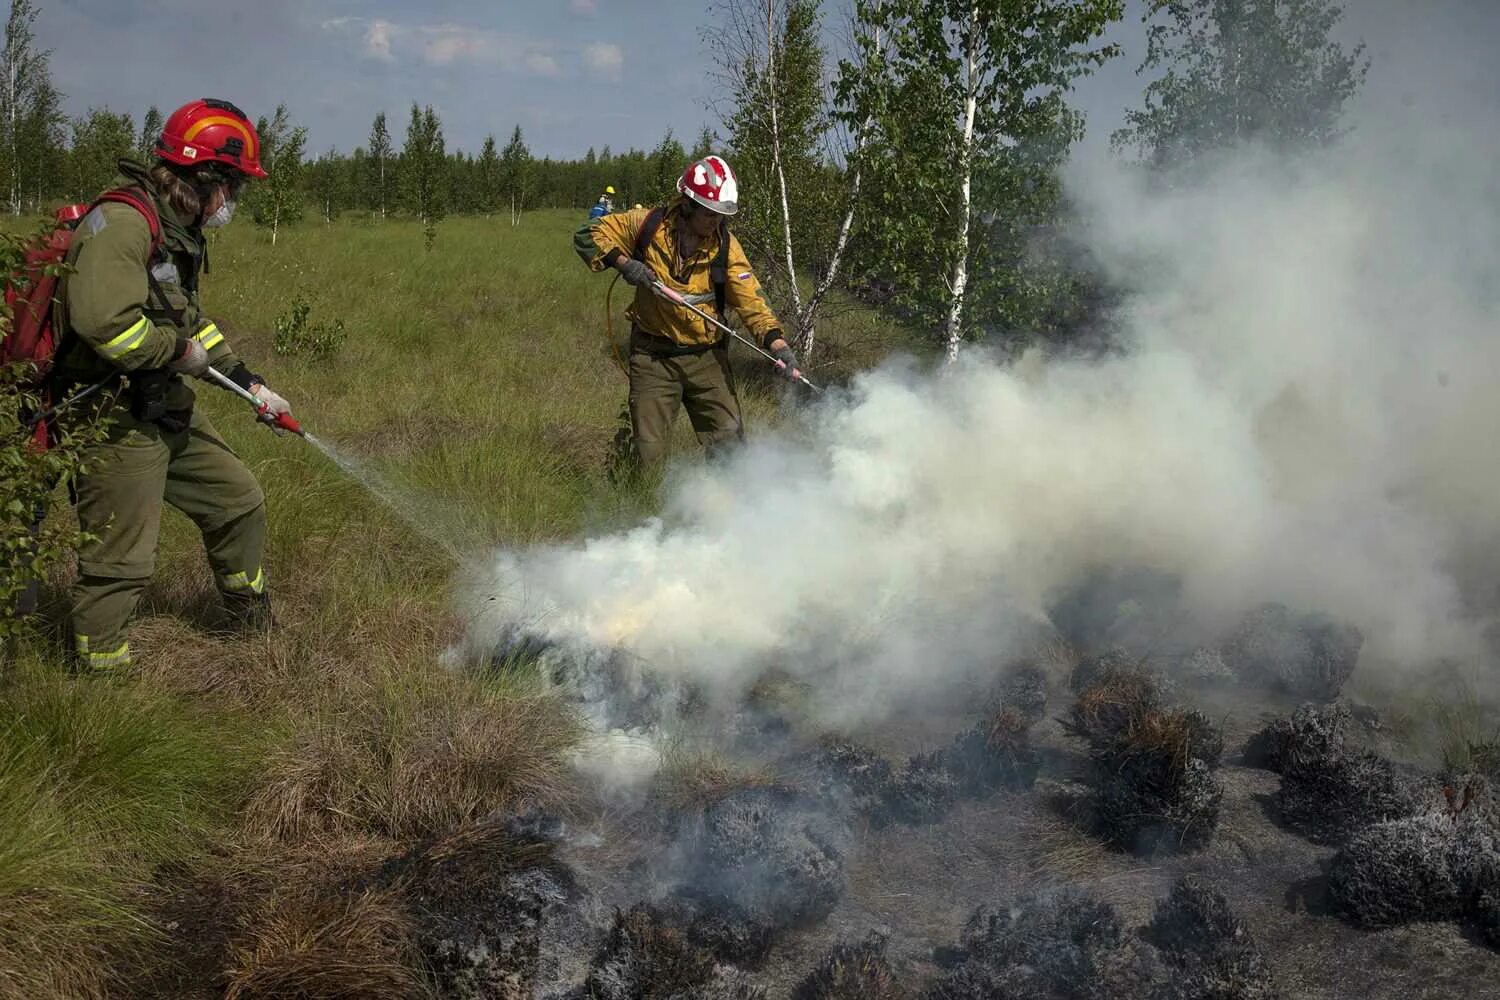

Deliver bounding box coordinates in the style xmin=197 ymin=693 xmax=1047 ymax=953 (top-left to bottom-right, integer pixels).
xmin=570 ymin=0 xmax=598 ymax=12
xmin=322 ymin=17 xmax=562 ymax=76
xmin=365 ymin=18 xmax=395 ymax=61
xmin=583 ymin=42 xmax=624 ymax=80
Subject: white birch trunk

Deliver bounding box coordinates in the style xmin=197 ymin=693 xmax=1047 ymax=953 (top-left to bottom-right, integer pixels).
xmin=943 ymin=4 xmax=980 ymax=364
xmin=765 ymin=0 xmax=805 ymax=342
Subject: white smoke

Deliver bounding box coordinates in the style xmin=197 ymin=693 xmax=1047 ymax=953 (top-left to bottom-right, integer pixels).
xmin=463 ymin=93 xmax=1500 ymax=723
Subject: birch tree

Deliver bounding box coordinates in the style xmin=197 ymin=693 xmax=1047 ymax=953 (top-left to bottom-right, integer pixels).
xmin=368 ymin=111 xmax=392 ymax=219
xmin=855 ymin=0 xmax=1121 ymax=360
xmin=401 ymin=104 xmax=447 ymax=249
xmin=499 ymin=125 xmax=531 ymax=226
xmin=248 ymin=105 xmax=306 ymax=246
xmin=1113 ymin=0 xmax=1369 ymax=170
xmin=0 ymin=0 xmax=47 ymax=215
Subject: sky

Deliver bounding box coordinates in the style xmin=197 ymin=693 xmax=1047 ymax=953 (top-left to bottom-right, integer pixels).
xmin=32 ymin=1 xmax=1500 ymax=162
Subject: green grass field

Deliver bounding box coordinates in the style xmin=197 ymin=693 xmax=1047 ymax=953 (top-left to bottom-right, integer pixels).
xmin=0 ymin=208 xmax=917 ymax=998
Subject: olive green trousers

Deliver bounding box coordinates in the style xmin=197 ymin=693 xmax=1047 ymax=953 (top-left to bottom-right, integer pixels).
xmin=70 ymin=405 xmax=266 ymax=672
xmin=627 ymin=340 xmax=744 ymax=465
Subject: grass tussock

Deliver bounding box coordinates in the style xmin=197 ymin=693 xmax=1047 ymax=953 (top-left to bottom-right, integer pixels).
xmin=223 ymin=887 xmax=429 ymax=1000
xmin=244 ymin=666 xmax=581 ymax=843
xmin=0 ymin=656 xmax=255 ymax=999
xmin=650 ymin=745 xmax=780 ymax=815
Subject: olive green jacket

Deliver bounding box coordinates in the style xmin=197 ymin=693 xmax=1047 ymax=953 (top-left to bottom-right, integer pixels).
xmin=55 ymin=159 xmax=246 ymax=407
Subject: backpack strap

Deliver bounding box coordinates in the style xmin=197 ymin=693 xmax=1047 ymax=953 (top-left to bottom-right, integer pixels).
xmin=711 ymin=217 xmax=730 ymax=320
xmin=632 ymin=207 xmax=665 ymax=264
xmin=93 ymin=186 xmax=182 ymax=327
xmin=633 ymin=206 xmax=730 ymax=319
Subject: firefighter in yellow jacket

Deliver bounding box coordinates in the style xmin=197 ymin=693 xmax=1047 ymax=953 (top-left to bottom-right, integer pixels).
xmin=574 ymin=155 xmax=799 ymax=464
xmin=52 ymin=99 xmax=292 ymax=674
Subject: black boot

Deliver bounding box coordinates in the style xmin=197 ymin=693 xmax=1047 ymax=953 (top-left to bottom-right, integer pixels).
xmin=220 ymin=591 xmax=275 ymax=634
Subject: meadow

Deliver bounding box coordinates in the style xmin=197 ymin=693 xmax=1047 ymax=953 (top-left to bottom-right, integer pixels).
xmin=0 ymin=208 xmax=916 ymax=998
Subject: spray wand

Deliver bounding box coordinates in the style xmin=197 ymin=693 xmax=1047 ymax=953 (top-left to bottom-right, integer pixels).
xmin=201 ymin=366 xmax=305 ymax=436
xmin=650 ymin=281 xmax=822 ymax=394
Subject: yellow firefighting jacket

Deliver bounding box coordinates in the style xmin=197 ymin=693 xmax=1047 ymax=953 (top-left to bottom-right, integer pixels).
xmin=575 ymin=200 xmax=782 ymax=349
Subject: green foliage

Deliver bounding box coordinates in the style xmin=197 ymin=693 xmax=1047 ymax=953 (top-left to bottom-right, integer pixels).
xmin=248 ymin=104 xmax=308 ymax=244
xmin=499 ymin=125 xmax=532 ymax=225
xmin=721 ymin=0 xmax=837 ymax=333
xmin=476 ymin=134 xmax=500 ymax=216
xmin=0 ymin=0 xmax=58 ymax=215
xmin=838 ymin=0 xmax=1122 ymax=350
xmin=137 ymin=105 xmax=162 ymax=162
xmin=367 ymin=111 xmax=394 ymax=218
xmin=307 ymin=148 xmax=352 ymax=224
xmin=649 ymin=129 xmax=688 ymax=204
xmin=401 ymin=104 xmax=447 ymax=249
xmin=67 ymin=108 xmax=134 ymax=201
xmin=1113 ymin=0 xmax=1370 ymax=170
xmin=273 ymin=295 xmax=347 ymax=360
xmin=0 ymin=226 xmax=106 ymax=642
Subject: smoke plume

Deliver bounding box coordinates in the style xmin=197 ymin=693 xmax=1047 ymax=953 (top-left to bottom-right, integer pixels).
xmin=463 ymin=89 xmax=1500 ymax=727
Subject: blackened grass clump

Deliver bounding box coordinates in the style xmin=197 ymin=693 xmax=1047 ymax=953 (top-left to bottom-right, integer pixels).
xmin=1328 ymin=775 xmax=1500 ymax=947
xmin=1065 ymin=652 xmax=1225 ymax=855
xmin=668 ymin=787 xmax=847 ymax=958
xmin=1147 ymin=877 xmax=1280 ymax=1000
xmin=924 ymin=880 xmax=1279 ymax=1000
xmin=1219 ymin=603 xmax=1363 ymax=701
xmin=378 ymin=819 xmax=581 ymax=1000
xmin=1246 ymin=703 xmax=1419 ymax=844
xmin=580 ymin=905 xmax=766 ymax=1000
xmin=792 ymin=933 xmax=901 ymax=1000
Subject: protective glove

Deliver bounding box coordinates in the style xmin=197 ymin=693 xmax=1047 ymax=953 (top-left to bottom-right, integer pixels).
xmin=169 ymin=337 xmax=210 ymax=376
xmin=251 ymin=383 xmax=293 ymax=434
xmin=617 ymin=258 xmax=656 ymax=288
xmin=771 ymin=344 xmax=802 ymax=382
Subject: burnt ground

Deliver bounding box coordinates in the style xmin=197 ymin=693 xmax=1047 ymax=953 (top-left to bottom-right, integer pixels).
xmin=543 ymin=681 xmax=1500 ymax=1000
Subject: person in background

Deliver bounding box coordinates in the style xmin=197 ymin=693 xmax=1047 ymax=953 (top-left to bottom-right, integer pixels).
xmin=589 ymin=184 xmax=616 ymax=219
xmin=574 ymin=155 xmax=800 ymax=465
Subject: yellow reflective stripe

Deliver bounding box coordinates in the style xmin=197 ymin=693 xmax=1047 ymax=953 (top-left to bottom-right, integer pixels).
xmin=99 ymin=316 xmax=152 ymax=359
xmin=74 ymin=636 xmax=131 ymax=670
xmin=88 ymin=642 xmax=131 ymax=669
xmin=221 ymin=567 xmax=266 ymax=594
xmin=194 ymin=323 xmax=224 ymax=351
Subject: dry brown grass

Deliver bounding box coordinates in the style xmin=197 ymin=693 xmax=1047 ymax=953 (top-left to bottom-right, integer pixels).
xmin=243 ymin=667 xmax=581 ymax=843
xmin=648 ymin=746 xmax=781 ymax=815
xmin=223 ymin=887 xmax=429 ymax=1000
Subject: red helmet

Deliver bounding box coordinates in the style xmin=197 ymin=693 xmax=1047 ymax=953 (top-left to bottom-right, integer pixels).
xmin=677 ymin=155 xmax=739 ymax=216
xmin=156 ymin=99 xmax=268 ymax=179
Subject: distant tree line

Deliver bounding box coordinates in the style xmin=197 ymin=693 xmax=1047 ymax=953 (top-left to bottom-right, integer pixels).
xmin=0 ymin=0 xmax=1370 ymax=342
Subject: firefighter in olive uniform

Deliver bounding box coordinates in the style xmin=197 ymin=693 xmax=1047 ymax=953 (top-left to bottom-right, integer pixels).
xmin=53 ymin=98 xmax=293 ymax=674
xmin=574 ymin=155 xmax=800 ymax=464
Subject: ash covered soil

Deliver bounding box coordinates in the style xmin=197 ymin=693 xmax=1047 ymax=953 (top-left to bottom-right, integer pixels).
xmin=428 ymin=602 xmax=1500 ymax=999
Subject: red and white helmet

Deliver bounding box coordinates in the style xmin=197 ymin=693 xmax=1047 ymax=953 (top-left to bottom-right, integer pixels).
xmin=677 ymin=155 xmax=739 ymax=215
xmin=156 ymin=98 xmax=268 ymax=179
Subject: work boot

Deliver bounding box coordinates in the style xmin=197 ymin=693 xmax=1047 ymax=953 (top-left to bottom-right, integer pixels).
xmin=220 ymin=591 xmax=275 ymax=635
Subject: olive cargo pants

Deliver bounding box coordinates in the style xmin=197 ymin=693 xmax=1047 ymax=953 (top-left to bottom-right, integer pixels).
xmin=628 ymin=338 xmax=744 ymax=465
xmin=71 ymin=405 xmax=266 ymax=672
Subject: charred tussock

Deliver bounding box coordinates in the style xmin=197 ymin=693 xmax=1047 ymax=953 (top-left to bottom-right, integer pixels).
xmin=1328 ymin=775 xmax=1500 ymax=945
xmin=579 ymin=905 xmax=766 ymax=1000
xmin=1219 ymin=603 xmax=1363 ymax=701
xmin=378 ymin=817 xmax=585 ymax=1000
xmin=667 ymin=786 xmax=847 ymax=955
xmin=1247 ymin=703 xmax=1420 ymax=844
xmin=1065 ymin=653 xmax=1225 ymax=855
xmin=792 ymin=933 xmax=900 ymax=1000
xmin=808 ymin=670 xmax=1044 ymax=829
xmin=924 ymin=879 xmax=1278 ymax=1000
